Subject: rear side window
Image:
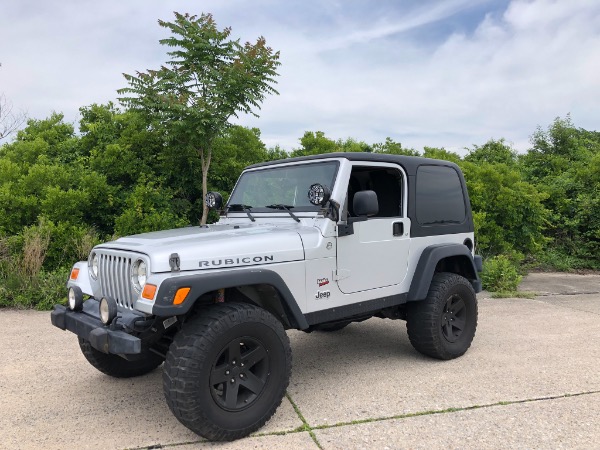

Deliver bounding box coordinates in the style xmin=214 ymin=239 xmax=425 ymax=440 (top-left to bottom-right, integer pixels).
xmin=416 ymin=165 xmax=466 ymax=225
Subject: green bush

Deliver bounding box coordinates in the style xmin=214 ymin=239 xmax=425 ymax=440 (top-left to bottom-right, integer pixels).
xmin=481 ymin=254 xmax=523 ymax=292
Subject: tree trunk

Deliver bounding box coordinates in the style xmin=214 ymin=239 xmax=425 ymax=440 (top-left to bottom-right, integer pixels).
xmin=199 ymin=146 xmax=212 ymax=225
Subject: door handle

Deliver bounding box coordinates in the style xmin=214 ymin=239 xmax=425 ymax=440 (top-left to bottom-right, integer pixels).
xmin=393 ymin=222 xmax=404 ymax=236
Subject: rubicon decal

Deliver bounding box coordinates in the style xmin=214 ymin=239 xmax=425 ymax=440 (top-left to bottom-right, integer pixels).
xmin=317 ymin=277 xmax=329 ymax=287
xmin=199 ymin=255 xmax=274 ymax=268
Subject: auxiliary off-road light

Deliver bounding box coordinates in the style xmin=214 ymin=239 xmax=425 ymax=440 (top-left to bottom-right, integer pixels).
xmin=308 ymin=183 xmax=331 ymax=206
xmin=99 ymin=297 xmax=117 ymax=325
xmin=67 ymin=286 xmax=83 ymax=311
xmin=205 ymin=191 xmax=223 ymax=209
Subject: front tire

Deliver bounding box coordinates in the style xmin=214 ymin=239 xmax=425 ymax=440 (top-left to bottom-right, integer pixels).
xmin=78 ymin=338 xmax=164 ymax=378
xmin=163 ymin=303 xmax=292 ymax=441
xmin=406 ymin=273 xmax=478 ymax=360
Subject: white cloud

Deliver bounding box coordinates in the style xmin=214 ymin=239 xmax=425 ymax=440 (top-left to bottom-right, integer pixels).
xmin=1 ymin=0 xmax=599 ymax=153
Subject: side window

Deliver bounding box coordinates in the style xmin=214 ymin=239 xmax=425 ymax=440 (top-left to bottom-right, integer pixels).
xmin=347 ymin=166 xmax=403 ymax=218
xmin=416 ymin=165 xmax=466 ymax=225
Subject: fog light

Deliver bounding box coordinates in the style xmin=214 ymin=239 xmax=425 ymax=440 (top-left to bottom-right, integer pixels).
xmin=99 ymin=297 xmax=117 ymax=325
xmin=67 ymin=286 xmax=83 ymax=311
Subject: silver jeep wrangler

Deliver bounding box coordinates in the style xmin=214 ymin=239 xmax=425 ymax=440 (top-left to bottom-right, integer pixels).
xmin=52 ymin=152 xmax=482 ymax=441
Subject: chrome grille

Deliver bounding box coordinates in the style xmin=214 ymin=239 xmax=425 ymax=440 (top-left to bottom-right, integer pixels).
xmin=98 ymin=253 xmax=135 ymax=309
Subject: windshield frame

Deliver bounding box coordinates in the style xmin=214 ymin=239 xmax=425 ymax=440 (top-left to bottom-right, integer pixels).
xmin=226 ymin=160 xmax=340 ymax=214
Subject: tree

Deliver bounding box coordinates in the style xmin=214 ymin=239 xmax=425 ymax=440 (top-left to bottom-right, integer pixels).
xmin=521 ymin=116 xmax=600 ymax=266
xmin=0 ymin=93 xmax=26 ymax=141
xmin=0 ymin=63 xmax=27 ymax=141
xmin=465 ymin=138 xmax=518 ymax=166
xmin=372 ymin=137 xmax=420 ymax=156
xmin=118 ymin=12 xmax=280 ymax=224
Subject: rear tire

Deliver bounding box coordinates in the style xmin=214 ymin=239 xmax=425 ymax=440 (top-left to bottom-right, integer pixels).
xmin=163 ymin=303 xmax=292 ymax=441
xmin=406 ymin=273 xmax=478 ymax=360
xmin=78 ymin=338 xmax=164 ymax=378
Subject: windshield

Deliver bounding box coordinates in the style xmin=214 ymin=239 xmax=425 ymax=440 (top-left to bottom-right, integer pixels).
xmin=228 ymin=161 xmax=339 ymax=212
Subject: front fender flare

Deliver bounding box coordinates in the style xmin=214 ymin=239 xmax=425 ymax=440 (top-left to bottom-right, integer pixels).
xmin=152 ymin=269 xmax=309 ymax=329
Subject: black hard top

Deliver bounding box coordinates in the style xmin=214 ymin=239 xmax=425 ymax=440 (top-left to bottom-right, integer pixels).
xmin=247 ymin=152 xmax=460 ymax=176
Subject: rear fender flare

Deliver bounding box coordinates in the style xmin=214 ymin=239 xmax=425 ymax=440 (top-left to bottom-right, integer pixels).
xmin=408 ymin=244 xmax=481 ymax=301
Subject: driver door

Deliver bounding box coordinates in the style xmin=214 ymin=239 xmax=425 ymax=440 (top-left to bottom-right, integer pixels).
xmin=336 ymin=164 xmax=410 ymax=294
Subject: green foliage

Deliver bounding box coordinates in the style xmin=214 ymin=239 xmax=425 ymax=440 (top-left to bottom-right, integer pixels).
xmin=210 ymin=126 xmax=270 ymax=194
xmin=372 ymin=137 xmax=420 ymax=156
xmin=118 ymin=12 xmax=280 ymax=224
xmin=291 ymin=131 xmax=340 ymax=157
xmin=0 ymin=222 xmax=70 ymax=310
xmin=461 ymin=161 xmax=548 ymax=256
xmin=1 ymin=88 xmax=599 ymax=310
xmin=290 ymin=131 xmax=373 ymax=157
xmin=465 ymin=139 xmax=518 ymax=166
xmin=423 ymin=147 xmax=462 ymax=164
xmin=114 ymin=178 xmax=189 ymax=236
xmin=481 ymin=254 xmax=523 ymax=292
xmin=521 ymin=116 xmax=600 ymax=265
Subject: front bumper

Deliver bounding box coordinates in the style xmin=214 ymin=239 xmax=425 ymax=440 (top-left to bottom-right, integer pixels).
xmin=51 ymin=299 xmax=142 ymax=355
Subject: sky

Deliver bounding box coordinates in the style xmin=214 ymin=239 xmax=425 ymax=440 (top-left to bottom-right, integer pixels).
xmin=1 ymin=0 xmax=599 ymax=154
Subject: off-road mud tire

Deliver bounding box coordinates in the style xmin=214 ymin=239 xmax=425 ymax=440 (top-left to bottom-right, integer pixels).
xmin=163 ymin=302 xmax=292 ymax=441
xmin=78 ymin=337 xmax=164 ymax=378
xmin=406 ymin=272 xmax=478 ymax=360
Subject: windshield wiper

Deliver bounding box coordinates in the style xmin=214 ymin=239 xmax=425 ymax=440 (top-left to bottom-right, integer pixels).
xmin=266 ymin=204 xmax=301 ymax=223
xmin=227 ymin=204 xmax=255 ymax=222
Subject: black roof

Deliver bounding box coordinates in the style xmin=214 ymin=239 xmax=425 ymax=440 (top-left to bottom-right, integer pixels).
xmin=247 ymin=152 xmax=460 ymax=176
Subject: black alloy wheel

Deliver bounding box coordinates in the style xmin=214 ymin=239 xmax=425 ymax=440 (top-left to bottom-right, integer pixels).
xmin=441 ymin=294 xmax=466 ymax=343
xmin=210 ymin=336 xmax=270 ymax=411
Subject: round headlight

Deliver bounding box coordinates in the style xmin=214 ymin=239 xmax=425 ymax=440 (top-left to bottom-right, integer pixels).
xmin=132 ymin=259 xmax=147 ymax=290
xmin=90 ymin=252 xmax=99 ymax=279
xmin=67 ymin=286 xmax=83 ymax=311
xmin=99 ymin=297 xmax=117 ymax=325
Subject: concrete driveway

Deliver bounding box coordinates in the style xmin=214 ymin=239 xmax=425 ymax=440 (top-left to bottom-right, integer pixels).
xmin=1 ymin=272 xmax=599 ymax=449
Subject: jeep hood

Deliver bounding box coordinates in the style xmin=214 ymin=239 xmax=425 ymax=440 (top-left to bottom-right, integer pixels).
xmin=97 ymin=224 xmax=306 ymax=273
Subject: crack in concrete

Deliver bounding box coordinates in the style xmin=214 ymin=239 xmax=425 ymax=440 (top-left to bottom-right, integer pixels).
xmin=125 ymin=390 xmax=600 ymax=449
xmin=536 ymin=291 xmax=600 ymax=296
xmin=529 ymin=297 xmax=600 ymax=316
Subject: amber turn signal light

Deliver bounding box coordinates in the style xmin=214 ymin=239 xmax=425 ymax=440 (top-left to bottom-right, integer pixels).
xmin=70 ymin=268 xmax=80 ymax=280
xmin=173 ymin=287 xmax=191 ymax=305
xmin=141 ymin=284 xmax=157 ymax=300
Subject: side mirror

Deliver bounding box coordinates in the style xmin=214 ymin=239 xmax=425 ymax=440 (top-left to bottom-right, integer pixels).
xmin=353 ymin=190 xmax=378 ymax=217
xmin=205 ymin=192 xmax=223 ymax=210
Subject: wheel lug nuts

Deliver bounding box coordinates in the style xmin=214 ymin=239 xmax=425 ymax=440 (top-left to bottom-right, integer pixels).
xmin=225 ymin=370 xmax=230 ymax=375
xmin=240 ymin=373 xmax=245 ymax=378
xmin=230 ymin=378 xmax=235 ymax=383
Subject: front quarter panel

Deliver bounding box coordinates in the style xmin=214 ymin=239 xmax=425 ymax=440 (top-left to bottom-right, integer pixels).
xmin=66 ymin=261 xmax=93 ymax=296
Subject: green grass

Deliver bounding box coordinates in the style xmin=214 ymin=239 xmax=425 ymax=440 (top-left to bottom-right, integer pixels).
xmin=490 ymin=291 xmax=537 ymax=299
